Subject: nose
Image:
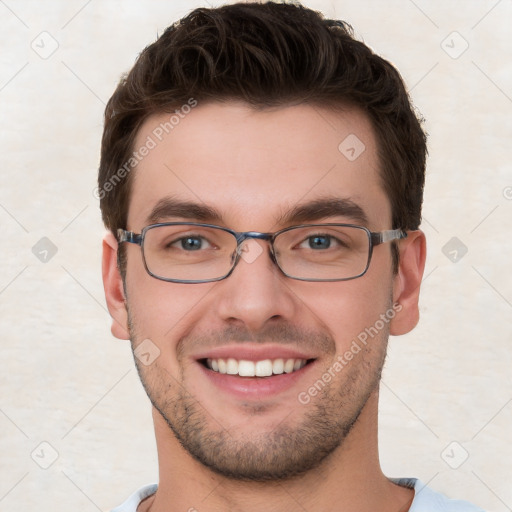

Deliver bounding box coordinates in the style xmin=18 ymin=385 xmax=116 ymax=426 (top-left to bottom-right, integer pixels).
xmin=214 ymin=238 xmax=298 ymax=332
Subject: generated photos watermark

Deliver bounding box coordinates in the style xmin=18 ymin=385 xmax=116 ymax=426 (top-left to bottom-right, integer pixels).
xmin=94 ymin=98 xmax=198 ymax=200
xmin=297 ymin=302 xmax=402 ymax=405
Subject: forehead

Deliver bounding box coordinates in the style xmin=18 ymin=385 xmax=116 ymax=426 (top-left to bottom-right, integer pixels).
xmin=127 ymin=101 xmax=390 ymax=230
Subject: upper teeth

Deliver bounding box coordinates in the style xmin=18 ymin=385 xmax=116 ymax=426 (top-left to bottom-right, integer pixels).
xmin=206 ymin=358 xmax=307 ymax=377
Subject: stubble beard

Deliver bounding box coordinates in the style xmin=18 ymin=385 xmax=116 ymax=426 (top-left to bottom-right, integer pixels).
xmin=128 ymin=309 xmax=389 ymax=483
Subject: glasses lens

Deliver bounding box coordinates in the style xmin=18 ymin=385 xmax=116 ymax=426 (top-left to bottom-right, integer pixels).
xmin=274 ymin=225 xmax=370 ymax=280
xmin=142 ymin=224 xmax=237 ymax=282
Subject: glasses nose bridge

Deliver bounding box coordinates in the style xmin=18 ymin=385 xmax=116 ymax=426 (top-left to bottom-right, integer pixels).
xmin=233 ymin=231 xmax=277 ymax=265
xmin=235 ymin=231 xmax=275 ymax=251
xmin=236 ymin=231 xmax=274 ymax=243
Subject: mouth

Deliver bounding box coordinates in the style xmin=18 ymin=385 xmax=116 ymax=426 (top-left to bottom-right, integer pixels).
xmin=195 ymin=350 xmax=318 ymax=400
xmin=199 ymin=357 xmax=316 ymax=377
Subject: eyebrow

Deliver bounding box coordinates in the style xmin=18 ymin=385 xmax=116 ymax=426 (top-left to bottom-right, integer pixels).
xmin=277 ymin=197 xmax=369 ymax=226
xmin=146 ymin=197 xmax=223 ymax=225
xmin=145 ymin=196 xmax=368 ymax=227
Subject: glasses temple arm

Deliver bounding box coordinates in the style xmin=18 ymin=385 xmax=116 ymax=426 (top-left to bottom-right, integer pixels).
xmin=371 ymin=229 xmax=407 ymax=245
xmin=117 ymin=229 xmax=143 ymax=245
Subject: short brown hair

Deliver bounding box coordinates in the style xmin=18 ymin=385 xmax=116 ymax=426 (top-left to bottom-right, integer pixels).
xmin=99 ymin=1 xmax=427 ymax=273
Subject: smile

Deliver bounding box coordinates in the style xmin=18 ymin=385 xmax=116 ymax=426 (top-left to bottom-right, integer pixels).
xmin=203 ymin=357 xmax=313 ymax=377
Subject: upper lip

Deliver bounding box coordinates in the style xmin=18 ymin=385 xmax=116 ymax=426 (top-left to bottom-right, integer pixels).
xmin=193 ymin=344 xmax=317 ymax=362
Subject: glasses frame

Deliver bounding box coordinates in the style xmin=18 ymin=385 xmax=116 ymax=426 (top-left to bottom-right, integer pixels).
xmin=117 ymin=222 xmax=407 ymax=284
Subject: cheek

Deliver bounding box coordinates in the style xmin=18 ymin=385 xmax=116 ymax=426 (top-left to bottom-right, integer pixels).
xmin=125 ymin=253 xmax=216 ymax=343
xmin=126 ymin=280 xmax=217 ymax=381
xmin=289 ymin=276 xmax=392 ymax=350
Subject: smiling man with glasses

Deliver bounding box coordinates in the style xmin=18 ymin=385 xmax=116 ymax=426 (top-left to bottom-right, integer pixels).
xmin=99 ymin=3 xmax=483 ymax=512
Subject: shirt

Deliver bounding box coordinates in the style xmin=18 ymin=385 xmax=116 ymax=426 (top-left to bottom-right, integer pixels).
xmin=109 ymin=478 xmax=485 ymax=511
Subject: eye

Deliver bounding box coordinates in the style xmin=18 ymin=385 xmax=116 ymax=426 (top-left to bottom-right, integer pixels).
xmin=300 ymin=234 xmax=337 ymax=250
xmin=172 ymin=236 xmax=212 ymax=251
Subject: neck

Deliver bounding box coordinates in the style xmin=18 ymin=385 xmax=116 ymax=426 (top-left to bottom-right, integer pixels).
xmin=140 ymin=391 xmax=414 ymax=512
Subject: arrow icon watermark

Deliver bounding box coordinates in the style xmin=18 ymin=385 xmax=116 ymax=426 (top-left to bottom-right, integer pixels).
xmin=338 ymin=134 xmax=366 ymax=161
xmin=134 ymin=339 xmax=160 ymax=366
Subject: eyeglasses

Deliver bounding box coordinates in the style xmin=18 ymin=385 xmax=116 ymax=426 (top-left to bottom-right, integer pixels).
xmin=117 ymin=222 xmax=407 ymax=284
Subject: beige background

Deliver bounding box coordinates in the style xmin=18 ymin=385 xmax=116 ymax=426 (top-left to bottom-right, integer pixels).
xmin=0 ymin=1 xmax=511 ymax=511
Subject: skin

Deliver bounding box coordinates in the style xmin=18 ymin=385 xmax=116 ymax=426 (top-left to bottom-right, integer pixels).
xmin=102 ymin=101 xmax=426 ymax=512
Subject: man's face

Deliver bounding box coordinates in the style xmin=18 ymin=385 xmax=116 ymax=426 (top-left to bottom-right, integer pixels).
xmin=119 ymin=102 xmax=400 ymax=480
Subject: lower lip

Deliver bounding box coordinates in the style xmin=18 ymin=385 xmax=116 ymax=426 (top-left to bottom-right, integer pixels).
xmin=197 ymin=361 xmax=316 ymax=400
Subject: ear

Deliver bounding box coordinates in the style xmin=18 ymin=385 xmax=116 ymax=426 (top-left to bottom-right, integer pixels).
xmin=389 ymin=230 xmax=426 ymax=336
xmin=102 ymin=231 xmax=130 ymax=340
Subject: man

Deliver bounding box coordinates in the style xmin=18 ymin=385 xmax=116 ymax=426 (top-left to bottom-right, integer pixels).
xmin=98 ymin=2 xmax=484 ymax=511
